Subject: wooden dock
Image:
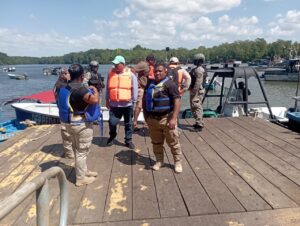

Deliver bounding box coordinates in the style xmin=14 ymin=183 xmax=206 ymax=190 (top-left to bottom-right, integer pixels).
xmin=1 ymin=117 xmax=300 ymax=225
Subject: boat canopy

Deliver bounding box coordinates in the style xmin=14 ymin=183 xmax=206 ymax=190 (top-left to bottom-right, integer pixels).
xmin=208 ymin=67 xmax=258 ymax=79
xmin=22 ymin=90 xmax=55 ymax=103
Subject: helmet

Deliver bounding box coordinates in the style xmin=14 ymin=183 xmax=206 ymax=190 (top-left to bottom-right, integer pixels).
xmin=194 ymin=53 xmax=205 ymax=61
xmin=90 ymin=60 xmax=99 ymax=67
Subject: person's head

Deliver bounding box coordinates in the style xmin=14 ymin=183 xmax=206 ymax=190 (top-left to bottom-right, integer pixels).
xmin=134 ymin=61 xmax=150 ymax=77
xmin=238 ymin=81 xmax=245 ymax=89
xmin=154 ymin=64 xmax=168 ymax=82
xmin=89 ymin=60 xmax=99 ymax=73
xmin=112 ymin=55 xmax=125 ymax=73
xmin=146 ymin=54 xmax=156 ymax=66
xmin=59 ymin=67 xmax=70 ymax=81
xmin=68 ymin=64 xmax=84 ymax=81
xmin=169 ymin=57 xmax=180 ymax=65
xmin=193 ymin=53 xmax=205 ymax=66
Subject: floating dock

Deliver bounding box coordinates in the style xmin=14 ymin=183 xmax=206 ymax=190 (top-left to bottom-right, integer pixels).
xmin=1 ymin=117 xmax=300 ymax=225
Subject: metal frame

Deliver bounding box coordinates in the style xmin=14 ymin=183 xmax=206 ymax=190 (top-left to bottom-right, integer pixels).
xmin=0 ymin=166 xmax=68 ymax=226
xmin=203 ymin=66 xmax=275 ymax=120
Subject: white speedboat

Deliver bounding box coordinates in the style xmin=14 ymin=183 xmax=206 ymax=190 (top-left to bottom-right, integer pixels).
xmin=11 ymin=103 xmax=144 ymax=124
xmin=249 ymin=107 xmax=288 ymax=123
xmin=8 ymin=73 xmax=29 ymax=80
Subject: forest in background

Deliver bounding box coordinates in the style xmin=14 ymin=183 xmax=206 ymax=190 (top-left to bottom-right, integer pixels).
xmin=1 ymin=38 xmax=299 ymax=65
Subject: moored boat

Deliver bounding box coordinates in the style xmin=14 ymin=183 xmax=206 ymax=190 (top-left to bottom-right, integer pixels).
xmin=8 ymin=73 xmax=29 ymax=80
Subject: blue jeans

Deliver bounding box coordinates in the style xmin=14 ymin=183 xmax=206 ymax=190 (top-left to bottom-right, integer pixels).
xmin=109 ymin=106 xmax=133 ymax=143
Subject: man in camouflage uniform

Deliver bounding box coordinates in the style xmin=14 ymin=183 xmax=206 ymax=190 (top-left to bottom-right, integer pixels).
xmin=189 ymin=53 xmax=206 ymax=131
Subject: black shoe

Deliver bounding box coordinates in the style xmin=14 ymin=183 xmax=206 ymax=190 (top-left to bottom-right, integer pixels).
xmin=106 ymin=136 xmax=115 ymax=146
xmin=125 ymin=142 xmax=135 ymax=149
xmin=190 ymin=124 xmax=203 ymax=132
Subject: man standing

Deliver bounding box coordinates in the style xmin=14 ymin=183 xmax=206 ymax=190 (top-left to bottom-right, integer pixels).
xmin=143 ymin=64 xmax=183 ymax=173
xmin=106 ymin=55 xmax=138 ymax=149
xmin=132 ymin=61 xmax=149 ymax=131
xmin=57 ymin=64 xmax=99 ymax=186
xmin=189 ymin=53 xmax=206 ymax=131
xmin=168 ymin=57 xmax=191 ymax=96
xmin=53 ymin=68 xmax=74 ymax=159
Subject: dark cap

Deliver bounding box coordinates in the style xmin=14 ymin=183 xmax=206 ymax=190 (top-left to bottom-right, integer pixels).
xmin=146 ymin=54 xmax=156 ymax=62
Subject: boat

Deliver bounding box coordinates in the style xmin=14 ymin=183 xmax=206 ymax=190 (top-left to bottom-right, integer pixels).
xmin=2 ymin=66 xmax=16 ymax=72
xmin=42 ymin=67 xmax=53 ymax=76
xmin=8 ymin=73 xmax=29 ymax=80
xmin=263 ymin=58 xmax=300 ymax=82
xmin=249 ymin=107 xmax=288 ymax=123
xmin=0 ymin=119 xmax=26 ymax=142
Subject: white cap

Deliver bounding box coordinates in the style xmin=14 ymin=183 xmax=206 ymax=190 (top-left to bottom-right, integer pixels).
xmin=169 ymin=57 xmax=179 ymax=64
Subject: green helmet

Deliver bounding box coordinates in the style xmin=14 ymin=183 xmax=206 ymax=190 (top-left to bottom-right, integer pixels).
xmin=194 ymin=53 xmax=205 ymax=61
xmin=90 ymin=60 xmax=99 ymax=67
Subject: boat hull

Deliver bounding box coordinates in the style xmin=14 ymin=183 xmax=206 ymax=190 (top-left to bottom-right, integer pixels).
xmin=264 ymin=72 xmax=299 ymax=81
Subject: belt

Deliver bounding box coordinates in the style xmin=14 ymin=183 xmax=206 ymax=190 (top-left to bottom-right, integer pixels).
xmin=149 ymin=114 xmax=168 ymax=120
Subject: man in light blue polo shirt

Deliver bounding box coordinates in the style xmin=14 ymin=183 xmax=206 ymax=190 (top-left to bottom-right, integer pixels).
xmin=106 ymin=55 xmax=138 ymax=149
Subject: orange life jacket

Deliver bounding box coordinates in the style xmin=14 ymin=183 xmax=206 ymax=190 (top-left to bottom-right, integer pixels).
xmin=148 ymin=65 xmax=155 ymax=80
xmin=168 ymin=64 xmax=184 ymax=95
xmin=108 ymin=68 xmax=132 ymax=102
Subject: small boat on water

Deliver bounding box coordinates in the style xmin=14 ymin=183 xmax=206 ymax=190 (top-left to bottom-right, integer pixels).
xmin=2 ymin=66 xmax=16 ymax=72
xmin=0 ymin=119 xmax=26 ymax=142
xmin=263 ymin=58 xmax=300 ymax=82
xmin=8 ymin=73 xmax=29 ymax=80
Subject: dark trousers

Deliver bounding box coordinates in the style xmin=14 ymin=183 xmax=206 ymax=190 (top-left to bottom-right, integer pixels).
xmin=109 ymin=106 xmax=133 ymax=143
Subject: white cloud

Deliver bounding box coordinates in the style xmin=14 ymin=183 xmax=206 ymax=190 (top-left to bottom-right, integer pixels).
xmin=267 ymin=10 xmax=300 ymax=37
xmin=113 ymin=7 xmax=131 ymax=18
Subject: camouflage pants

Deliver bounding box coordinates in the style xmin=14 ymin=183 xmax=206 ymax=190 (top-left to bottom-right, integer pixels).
xmin=190 ymin=89 xmax=204 ymax=127
xmin=65 ymin=122 xmax=93 ymax=180
xmin=60 ymin=123 xmax=73 ymax=157
xmin=146 ymin=115 xmax=182 ymax=163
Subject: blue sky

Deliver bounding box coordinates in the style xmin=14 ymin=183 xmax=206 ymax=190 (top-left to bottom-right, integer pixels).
xmin=0 ymin=0 xmax=299 ymax=57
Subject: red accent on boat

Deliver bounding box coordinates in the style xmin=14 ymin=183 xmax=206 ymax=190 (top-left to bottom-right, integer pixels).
xmin=22 ymin=90 xmax=55 ymax=103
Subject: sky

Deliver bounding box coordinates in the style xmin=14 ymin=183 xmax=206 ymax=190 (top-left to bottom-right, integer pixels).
xmin=0 ymin=0 xmax=299 ymax=57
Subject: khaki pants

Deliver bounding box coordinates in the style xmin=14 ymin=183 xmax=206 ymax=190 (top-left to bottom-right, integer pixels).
xmin=65 ymin=122 xmax=93 ymax=179
xmin=146 ymin=115 xmax=182 ymax=162
xmin=190 ymin=89 xmax=204 ymax=126
xmin=60 ymin=123 xmax=73 ymax=157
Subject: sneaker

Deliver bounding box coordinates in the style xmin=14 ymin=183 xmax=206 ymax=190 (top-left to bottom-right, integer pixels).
xmin=152 ymin=161 xmax=163 ymax=171
xmin=190 ymin=124 xmax=203 ymax=132
xmin=125 ymin=142 xmax=135 ymax=149
xmin=106 ymin=136 xmax=115 ymax=146
xmin=86 ymin=170 xmax=98 ymax=177
xmin=75 ymin=176 xmax=96 ymax=186
xmin=174 ymin=161 xmax=183 ymax=173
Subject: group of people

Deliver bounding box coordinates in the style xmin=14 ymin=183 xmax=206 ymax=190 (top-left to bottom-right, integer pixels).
xmin=54 ymin=53 xmax=206 ymax=186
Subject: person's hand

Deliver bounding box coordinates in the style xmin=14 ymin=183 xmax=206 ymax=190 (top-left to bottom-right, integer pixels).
xmin=106 ymin=102 xmax=110 ymax=109
xmin=167 ymin=118 xmax=176 ymax=130
xmin=89 ymin=85 xmax=98 ymax=94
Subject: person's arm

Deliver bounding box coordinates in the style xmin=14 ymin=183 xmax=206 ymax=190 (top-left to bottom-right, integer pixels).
xmin=168 ymin=98 xmax=180 ymax=129
xmin=106 ymin=71 xmax=111 ymax=108
xmin=131 ymin=72 xmax=138 ymax=103
xmin=83 ymin=86 xmax=99 ymax=104
xmin=181 ymin=69 xmax=191 ymax=92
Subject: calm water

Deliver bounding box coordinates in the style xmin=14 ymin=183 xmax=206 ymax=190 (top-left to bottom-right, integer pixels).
xmin=0 ymin=64 xmax=298 ymax=122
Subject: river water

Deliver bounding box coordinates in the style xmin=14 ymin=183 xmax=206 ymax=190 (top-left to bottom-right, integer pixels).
xmin=0 ymin=64 xmax=298 ymax=122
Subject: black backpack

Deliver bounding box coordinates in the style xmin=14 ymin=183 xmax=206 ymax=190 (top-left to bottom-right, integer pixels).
xmin=167 ymin=66 xmax=181 ymax=85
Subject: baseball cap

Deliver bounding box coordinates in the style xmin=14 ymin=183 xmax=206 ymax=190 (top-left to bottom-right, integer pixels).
xmin=112 ymin=55 xmax=125 ymax=64
xmin=169 ymin=57 xmax=179 ymax=63
xmin=134 ymin=61 xmax=150 ymax=73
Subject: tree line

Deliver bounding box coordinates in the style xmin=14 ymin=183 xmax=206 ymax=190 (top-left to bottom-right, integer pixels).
xmin=0 ymin=38 xmax=299 ymax=65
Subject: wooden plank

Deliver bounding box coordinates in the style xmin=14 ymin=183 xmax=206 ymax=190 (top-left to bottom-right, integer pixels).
xmin=0 ymin=125 xmax=59 ymax=181
xmin=131 ymin=125 xmax=160 ymax=220
xmin=102 ymin=123 xmax=133 ymax=222
xmin=164 ymin=125 xmax=218 ymax=215
xmin=232 ymin=117 xmax=300 ymax=158
xmin=216 ymin=118 xmax=300 ymax=186
xmin=184 ymin=119 xmax=273 ymax=211
xmin=207 ymin=118 xmax=300 ymax=205
xmin=143 ymin=124 xmax=188 ymax=218
xmin=91 ymin=207 xmax=300 ymax=226
xmin=204 ymin=118 xmax=299 ymax=208
xmin=177 ymin=122 xmax=245 ymax=213
xmin=73 ymin=124 xmax=117 ymax=224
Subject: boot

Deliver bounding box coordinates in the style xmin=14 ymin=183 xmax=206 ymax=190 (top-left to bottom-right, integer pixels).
xmin=174 ymin=161 xmax=183 ymax=173
xmin=152 ymin=161 xmax=163 ymax=171
xmin=76 ymin=176 xmax=96 ymax=186
xmin=86 ymin=170 xmax=98 ymax=177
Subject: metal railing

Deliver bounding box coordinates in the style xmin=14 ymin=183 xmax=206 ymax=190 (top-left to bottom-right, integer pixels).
xmin=0 ymin=166 xmax=68 ymax=226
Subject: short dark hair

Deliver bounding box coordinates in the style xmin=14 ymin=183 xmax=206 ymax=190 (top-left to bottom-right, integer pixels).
xmin=146 ymin=54 xmax=156 ymax=62
xmin=68 ymin=64 xmax=84 ymax=81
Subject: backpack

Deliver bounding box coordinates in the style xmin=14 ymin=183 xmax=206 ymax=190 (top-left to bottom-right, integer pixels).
xmin=167 ymin=66 xmax=181 ymax=86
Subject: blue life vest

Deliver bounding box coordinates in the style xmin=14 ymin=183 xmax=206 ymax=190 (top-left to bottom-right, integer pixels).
xmin=146 ymin=77 xmax=172 ymax=113
xmin=58 ymin=86 xmax=100 ymax=124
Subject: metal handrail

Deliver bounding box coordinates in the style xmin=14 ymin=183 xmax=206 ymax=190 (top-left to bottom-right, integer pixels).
xmin=0 ymin=166 xmax=68 ymax=226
